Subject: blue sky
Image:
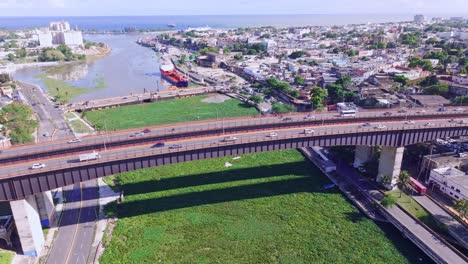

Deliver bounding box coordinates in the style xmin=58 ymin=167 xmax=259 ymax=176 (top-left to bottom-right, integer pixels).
xmin=0 ymin=0 xmax=467 ymax=16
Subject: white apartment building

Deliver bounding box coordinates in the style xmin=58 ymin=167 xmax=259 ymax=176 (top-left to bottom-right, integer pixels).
xmin=36 ymin=21 xmax=83 ymax=48
xmin=427 ymin=167 xmax=468 ymax=201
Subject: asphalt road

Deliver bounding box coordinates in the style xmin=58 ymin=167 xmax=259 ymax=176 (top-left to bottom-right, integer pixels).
xmin=1 ymin=106 xmax=467 ymax=160
xmin=1 ymin=116 xmax=467 ymax=177
xmin=46 ymin=180 xmax=98 ymax=264
xmin=18 ymin=81 xmax=73 ymax=142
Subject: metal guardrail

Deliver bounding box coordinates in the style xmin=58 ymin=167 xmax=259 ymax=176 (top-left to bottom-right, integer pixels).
xmin=3 ymin=122 xmax=468 ymax=179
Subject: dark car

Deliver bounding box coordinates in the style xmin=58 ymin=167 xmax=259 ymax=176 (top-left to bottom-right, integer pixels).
xmin=152 ymin=142 xmax=165 ymax=148
xmin=142 ymin=128 xmax=151 ymax=134
xmin=383 ymin=112 xmax=392 ymax=116
xmin=169 ymin=144 xmax=183 ymax=149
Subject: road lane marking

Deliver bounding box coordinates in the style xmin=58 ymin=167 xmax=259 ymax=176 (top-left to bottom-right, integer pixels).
xmin=64 ymin=183 xmax=83 ymax=264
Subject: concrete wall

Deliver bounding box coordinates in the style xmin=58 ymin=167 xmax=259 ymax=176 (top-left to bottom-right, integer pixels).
xmin=377 ymin=146 xmax=404 ymax=189
xmin=353 ymin=146 xmax=374 ymax=168
xmin=10 ymin=196 xmax=45 ymax=257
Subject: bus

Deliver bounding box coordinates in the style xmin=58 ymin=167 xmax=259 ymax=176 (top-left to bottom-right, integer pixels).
xmin=340 ymin=109 xmax=357 ymax=117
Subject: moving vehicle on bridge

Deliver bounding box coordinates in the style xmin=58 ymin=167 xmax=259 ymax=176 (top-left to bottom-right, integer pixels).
xmin=79 ymin=152 xmax=101 ymax=162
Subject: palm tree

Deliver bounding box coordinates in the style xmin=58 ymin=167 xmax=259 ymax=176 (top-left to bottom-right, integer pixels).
xmin=398 ymin=170 xmax=410 ymax=198
xmin=380 ymin=174 xmax=393 ymax=190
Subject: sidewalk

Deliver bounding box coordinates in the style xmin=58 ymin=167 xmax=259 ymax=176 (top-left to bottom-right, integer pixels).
xmin=413 ymin=195 xmax=468 ymax=249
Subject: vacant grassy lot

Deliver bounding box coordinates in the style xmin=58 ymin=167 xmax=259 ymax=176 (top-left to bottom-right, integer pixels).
xmin=36 ymin=74 xmax=106 ymax=103
xmin=84 ymin=95 xmax=259 ymax=131
xmin=100 ymin=150 xmax=430 ymax=264
xmin=0 ymin=251 xmax=13 ymax=264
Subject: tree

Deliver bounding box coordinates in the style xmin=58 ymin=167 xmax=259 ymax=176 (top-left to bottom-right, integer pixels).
xmin=393 ymin=75 xmax=409 ymax=86
xmin=453 ymin=200 xmax=468 ymax=218
xmin=376 ymin=42 xmax=387 ymax=49
xmin=381 ymin=194 xmax=396 ymax=208
xmin=7 ymin=53 xmax=14 ymax=61
xmin=15 ymin=48 xmax=27 ymax=58
xmin=289 ymin=50 xmax=308 ymax=59
xmin=271 ymin=103 xmax=295 ymax=114
xmin=326 ymin=83 xmax=344 ymax=103
xmin=346 ymin=49 xmax=357 ymax=57
xmin=0 ymin=102 xmax=38 ymax=144
xmin=423 ymin=84 xmax=449 ymax=97
xmin=294 ymin=75 xmax=305 ymax=86
xmin=380 ymin=174 xmax=393 ymax=190
xmin=310 ymin=87 xmax=328 ymax=110
xmin=397 ymin=170 xmax=410 ymax=198
xmin=420 ymin=75 xmax=439 ymax=87
xmin=249 ymin=95 xmax=262 ymax=104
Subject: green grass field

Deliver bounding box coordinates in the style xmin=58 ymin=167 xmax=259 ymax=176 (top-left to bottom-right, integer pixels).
xmin=100 ymin=150 xmax=431 ymax=264
xmin=84 ymin=95 xmax=259 ymax=131
xmin=69 ymin=119 xmax=93 ymax=134
xmin=36 ymin=74 xmax=106 ymax=103
xmin=0 ymin=251 xmax=13 ymax=264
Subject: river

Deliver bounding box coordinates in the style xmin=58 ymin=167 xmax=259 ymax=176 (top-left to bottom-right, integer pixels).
xmin=13 ymin=34 xmax=164 ymax=102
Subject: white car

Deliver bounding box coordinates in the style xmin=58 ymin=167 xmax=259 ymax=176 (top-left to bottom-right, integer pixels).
xmin=130 ymin=132 xmax=145 ymax=137
xmin=405 ymin=120 xmax=416 ymax=124
xmin=304 ymin=115 xmax=315 ymax=120
xmin=31 ymin=163 xmax=46 ymax=170
xmin=416 ymin=110 xmax=426 ymax=114
xmin=223 ymin=136 xmax=237 ymax=142
xmin=454 ymin=108 xmax=464 ymax=112
xmin=68 ymin=138 xmax=82 ymax=144
xmin=375 ymin=124 xmax=386 ymax=129
xmin=267 ymin=132 xmax=278 ymax=137
xmin=425 ymin=122 xmax=435 ymax=126
xmin=304 ymin=129 xmax=315 ymax=134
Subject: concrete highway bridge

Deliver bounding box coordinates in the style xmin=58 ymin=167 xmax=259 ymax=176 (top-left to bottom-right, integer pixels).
xmin=2 ymin=107 xmax=468 ymax=262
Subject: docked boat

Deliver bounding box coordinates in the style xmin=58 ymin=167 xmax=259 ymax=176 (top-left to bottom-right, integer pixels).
xmin=160 ymin=64 xmax=189 ymax=87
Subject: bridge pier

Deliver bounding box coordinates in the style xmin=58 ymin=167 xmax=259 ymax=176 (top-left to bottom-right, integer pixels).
xmin=353 ymin=146 xmax=375 ymax=168
xmin=377 ymin=146 xmax=404 ymax=190
xmin=10 ymin=196 xmax=45 ymax=257
xmin=35 ymin=191 xmax=56 ymax=228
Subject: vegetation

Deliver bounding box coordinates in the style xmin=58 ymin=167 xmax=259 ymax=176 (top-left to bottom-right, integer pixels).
xmin=392 ymin=75 xmax=409 ymax=86
xmin=227 ymin=43 xmax=266 ymax=55
xmin=423 ymin=83 xmax=449 ymax=97
xmin=100 ymin=150 xmax=424 ymax=264
xmin=288 ymin=50 xmax=309 ymax=59
xmin=408 ymin=57 xmax=433 ymax=71
xmin=0 ymin=102 xmax=38 ymax=144
xmin=36 ymin=74 xmax=105 ymax=103
xmin=453 ymin=200 xmax=468 ymax=218
xmin=38 ymin=45 xmax=86 ymax=62
xmin=310 ymin=86 xmax=328 ymax=110
xmin=69 ymin=119 xmax=93 ymax=134
xmin=271 ymin=102 xmax=295 ymax=113
xmin=248 ymin=94 xmax=262 ymax=104
xmin=0 ymin=251 xmax=13 ymax=264
xmin=381 ymin=194 xmax=396 ymax=208
xmin=85 ymin=95 xmax=259 ymax=130
xmin=397 ymin=171 xmax=410 ymax=198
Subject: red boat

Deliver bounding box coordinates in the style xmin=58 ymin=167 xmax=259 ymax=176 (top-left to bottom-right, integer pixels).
xmin=160 ymin=64 xmax=189 ymax=87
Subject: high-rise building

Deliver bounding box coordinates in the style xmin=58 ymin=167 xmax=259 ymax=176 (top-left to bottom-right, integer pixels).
xmin=36 ymin=21 xmax=83 ymax=48
xmin=414 ymin=14 xmax=425 ymax=23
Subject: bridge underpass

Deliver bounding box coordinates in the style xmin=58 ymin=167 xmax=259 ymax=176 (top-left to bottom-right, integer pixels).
xmin=2 ymin=118 xmax=468 ymax=261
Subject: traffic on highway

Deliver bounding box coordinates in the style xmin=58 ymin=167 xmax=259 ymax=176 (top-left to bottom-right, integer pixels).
xmin=1 ymin=115 xmax=467 ymax=178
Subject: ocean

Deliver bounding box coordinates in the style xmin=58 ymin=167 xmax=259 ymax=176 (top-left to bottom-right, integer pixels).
xmin=0 ymin=14 xmax=419 ymax=31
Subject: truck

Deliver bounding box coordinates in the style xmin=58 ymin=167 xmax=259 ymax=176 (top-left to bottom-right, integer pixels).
xmin=79 ymin=152 xmax=101 ymax=162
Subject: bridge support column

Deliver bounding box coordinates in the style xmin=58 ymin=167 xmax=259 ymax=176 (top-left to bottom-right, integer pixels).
xmin=10 ymin=196 xmax=45 ymax=257
xmin=353 ymin=146 xmax=374 ymax=168
xmin=377 ymin=146 xmax=404 ymax=190
xmin=35 ymin=191 xmax=56 ymax=228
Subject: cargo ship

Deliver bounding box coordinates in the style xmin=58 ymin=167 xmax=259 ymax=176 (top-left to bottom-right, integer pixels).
xmin=160 ymin=64 xmax=189 ymax=87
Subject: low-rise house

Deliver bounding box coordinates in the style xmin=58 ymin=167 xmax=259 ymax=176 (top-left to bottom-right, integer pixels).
xmin=427 ymin=167 xmax=468 ymax=201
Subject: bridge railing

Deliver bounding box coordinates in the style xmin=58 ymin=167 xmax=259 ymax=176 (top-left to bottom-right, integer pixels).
xmin=3 ymin=109 xmax=468 ymax=160
xmin=2 ymin=122 xmax=467 ymax=179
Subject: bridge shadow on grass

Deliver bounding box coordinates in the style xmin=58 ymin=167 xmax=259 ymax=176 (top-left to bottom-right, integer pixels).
xmin=57 ymin=162 xmax=336 ymax=226
xmin=62 ymin=161 xmax=319 ymax=201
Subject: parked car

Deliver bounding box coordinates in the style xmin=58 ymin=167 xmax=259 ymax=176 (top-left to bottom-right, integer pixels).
xmin=31 ymin=163 xmax=46 ymax=170
xmin=130 ymin=132 xmax=145 ymax=137
xmin=223 ymin=136 xmax=237 ymax=142
xmin=169 ymin=144 xmax=183 ymax=149
xmin=267 ymin=132 xmax=278 ymax=137
xmin=68 ymin=138 xmax=82 ymax=144
xmin=152 ymin=142 xmax=165 ymax=148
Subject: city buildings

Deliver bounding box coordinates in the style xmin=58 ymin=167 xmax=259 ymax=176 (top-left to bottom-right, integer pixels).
xmin=428 ymin=167 xmax=468 ymax=201
xmin=35 ymin=21 xmax=83 ymax=48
